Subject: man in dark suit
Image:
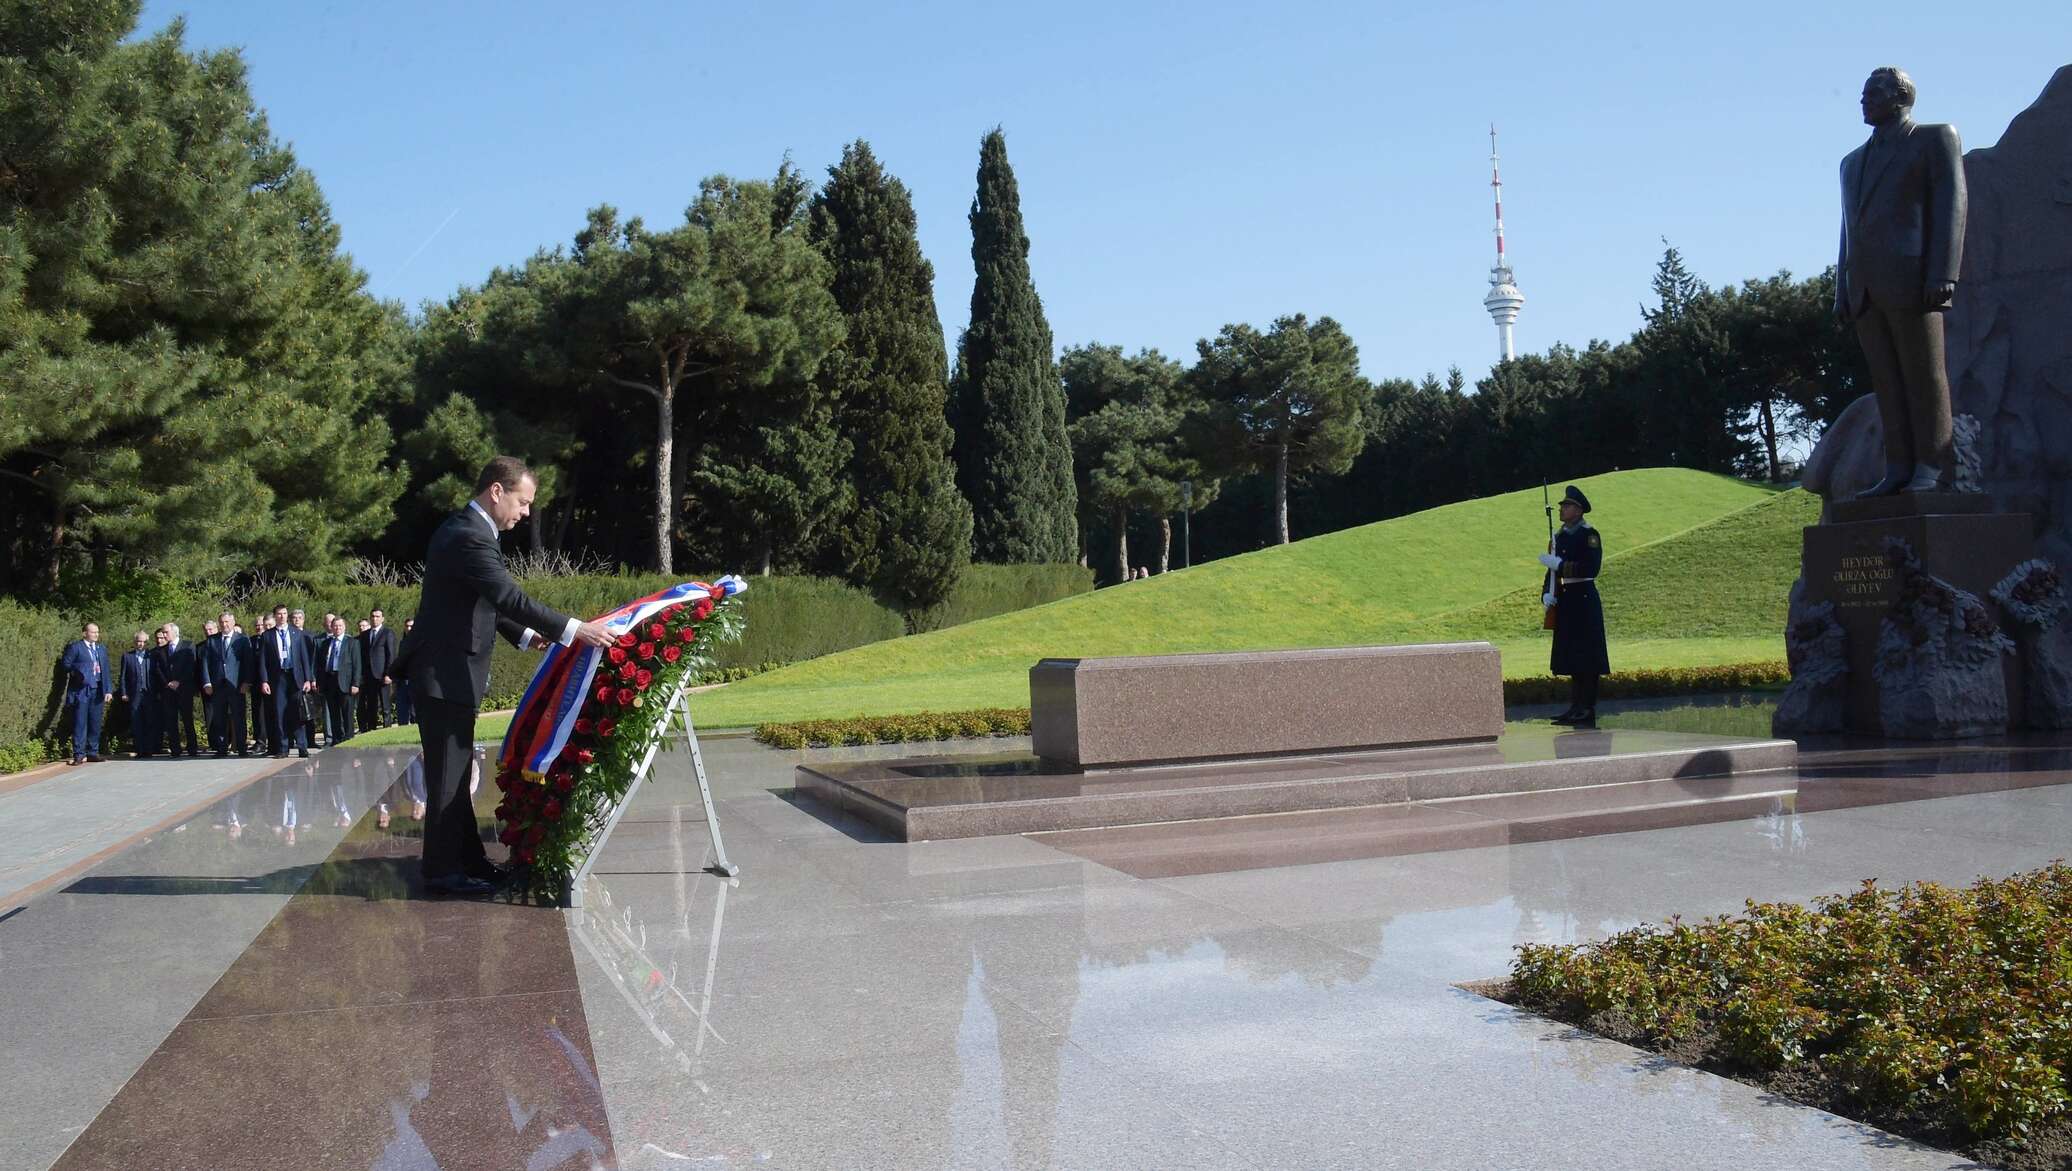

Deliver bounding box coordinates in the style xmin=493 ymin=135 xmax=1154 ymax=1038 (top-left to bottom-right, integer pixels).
xmin=360 ymin=607 xmax=399 ymax=729
xmin=397 ymin=456 xmax=614 ymax=898
xmin=60 ymin=622 xmax=113 ymax=765
xmin=154 ymin=623 xmax=201 ymax=757
xmin=258 ymin=604 xmax=316 ymax=758
xmin=318 ymin=614 xmax=362 ymax=746
xmin=117 ymin=631 xmax=158 ymax=758
xmin=200 ymin=610 xmax=250 ymax=757
xmin=393 ymin=618 xmax=417 ymax=724
xmin=1836 ymin=65 xmax=1967 ymax=497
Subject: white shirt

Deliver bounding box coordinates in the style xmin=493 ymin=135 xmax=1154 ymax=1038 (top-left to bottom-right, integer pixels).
xmin=468 ymin=498 xmax=577 ymax=648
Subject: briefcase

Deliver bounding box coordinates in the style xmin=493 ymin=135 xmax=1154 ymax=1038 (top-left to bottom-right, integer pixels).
xmin=296 ymin=691 xmax=316 ymax=725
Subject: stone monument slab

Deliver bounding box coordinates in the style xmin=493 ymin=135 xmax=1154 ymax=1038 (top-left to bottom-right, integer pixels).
xmin=1801 ymin=509 xmax=2032 ymax=734
xmin=1029 ymin=643 xmax=1503 ymax=769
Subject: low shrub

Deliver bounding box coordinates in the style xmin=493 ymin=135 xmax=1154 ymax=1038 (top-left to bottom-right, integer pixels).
xmin=1510 ymin=864 xmax=2072 ymax=1145
xmin=907 ymin=563 xmax=1092 ymax=633
xmin=1502 ymin=660 xmax=1788 ymax=705
xmin=753 ymin=707 xmax=1032 ymax=749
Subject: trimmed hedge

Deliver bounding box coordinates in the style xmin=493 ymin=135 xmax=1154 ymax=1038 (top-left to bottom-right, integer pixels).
xmin=0 ymin=564 xmax=1088 ymax=772
xmin=1503 ymin=660 xmax=1789 ymax=705
xmin=749 ymin=662 xmax=1794 ymax=750
xmin=1509 ymin=865 xmax=2072 ymax=1150
xmin=755 ymin=708 xmax=1032 ymax=749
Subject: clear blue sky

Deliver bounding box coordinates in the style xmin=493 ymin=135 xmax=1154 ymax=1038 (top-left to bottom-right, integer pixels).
xmin=141 ymin=0 xmax=2063 ymax=385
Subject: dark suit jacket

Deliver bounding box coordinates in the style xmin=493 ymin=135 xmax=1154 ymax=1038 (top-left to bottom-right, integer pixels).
xmin=1836 ymin=119 xmax=1965 ymax=316
xmin=318 ymin=634 xmax=362 ymax=694
xmin=61 ymin=641 xmax=112 ymax=701
xmin=154 ymin=640 xmax=199 ymax=698
xmin=119 ymin=649 xmax=153 ymax=704
xmin=396 ymin=507 xmax=570 ymax=707
xmin=360 ymin=625 xmax=398 ymax=683
xmin=256 ymin=626 xmax=315 ymax=689
xmin=200 ymin=632 xmax=247 ymax=690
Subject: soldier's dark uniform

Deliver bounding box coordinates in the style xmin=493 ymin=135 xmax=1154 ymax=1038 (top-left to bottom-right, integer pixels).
xmin=1548 ymin=486 xmax=1609 ymax=723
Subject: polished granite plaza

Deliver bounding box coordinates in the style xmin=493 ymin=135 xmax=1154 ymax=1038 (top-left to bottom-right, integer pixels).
xmin=4 ymin=705 xmax=2071 ymax=1169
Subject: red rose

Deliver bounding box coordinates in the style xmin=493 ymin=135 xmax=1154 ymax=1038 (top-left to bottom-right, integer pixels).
xmin=693 ymin=599 xmax=715 ymax=621
xmin=665 ymin=603 xmax=684 ymax=617
xmin=574 ymin=718 xmax=593 ymax=735
xmin=679 ymin=627 xmax=696 ymax=643
xmin=597 ymin=717 xmax=616 ymax=737
xmin=554 ymin=773 xmax=576 ymax=795
xmin=608 ymin=646 xmax=627 ymax=665
xmin=616 ymin=632 xmax=636 ymax=648
xmin=575 ymin=748 xmax=594 ymax=765
xmin=636 ymin=641 xmax=654 ymax=661
xmin=616 ymin=687 xmax=635 ymax=706
xmin=594 ymin=684 xmax=613 ymax=705
xmin=499 ymin=826 xmax=520 ymax=846
xmin=542 ymin=798 xmax=562 ymax=820
xmin=516 ymin=846 xmax=535 ymax=865
xmin=662 ymin=644 xmax=682 ymax=663
xmin=525 ymin=825 xmax=545 ymax=846
xmin=617 ymin=660 xmax=636 ymax=681
xmin=648 ymin=622 xmax=665 ymax=641
xmin=635 ymin=669 xmax=653 ymax=690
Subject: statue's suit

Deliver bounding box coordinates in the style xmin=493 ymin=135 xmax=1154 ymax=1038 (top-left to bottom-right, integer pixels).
xmin=1836 ymin=117 xmax=1966 ymax=477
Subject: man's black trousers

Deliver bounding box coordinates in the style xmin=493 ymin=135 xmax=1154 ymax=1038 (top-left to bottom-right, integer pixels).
xmin=416 ymin=694 xmax=490 ymax=880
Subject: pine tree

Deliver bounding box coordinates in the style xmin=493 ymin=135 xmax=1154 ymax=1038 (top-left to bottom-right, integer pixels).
xmin=809 ymin=141 xmax=972 ymax=611
xmin=950 ymin=129 xmax=1077 ymax=564
xmin=0 ymin=4 xmax=406 ymax=590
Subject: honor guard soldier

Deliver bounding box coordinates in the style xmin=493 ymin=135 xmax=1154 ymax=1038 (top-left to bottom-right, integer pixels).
xmin=1537 ymin=485 xmax=1610 ymax=726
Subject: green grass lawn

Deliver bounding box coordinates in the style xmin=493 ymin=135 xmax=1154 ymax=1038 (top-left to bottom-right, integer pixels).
xmin=689 ymin=468 xmax=1800 ymax=727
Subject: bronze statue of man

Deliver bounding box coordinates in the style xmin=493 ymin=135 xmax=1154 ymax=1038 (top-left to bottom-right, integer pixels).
xmin=1836 ymin=66 xmax=1966 ymax=497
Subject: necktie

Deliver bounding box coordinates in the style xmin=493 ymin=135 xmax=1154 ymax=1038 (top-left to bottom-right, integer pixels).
xmin=278 ymin=630 xmax=288 ymax=667
xmin=328 ymin=638 xmax=339 ymax=671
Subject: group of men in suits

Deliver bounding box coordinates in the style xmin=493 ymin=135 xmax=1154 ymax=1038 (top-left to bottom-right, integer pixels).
xmin=62 ymin=606 xmax=416 ymax=765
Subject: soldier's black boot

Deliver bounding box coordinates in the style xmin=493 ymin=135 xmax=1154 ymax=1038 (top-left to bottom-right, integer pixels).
xmin=1570 ymin=675 xmax=1601 ymax=727
xmin=1551 ymin=677 xmax=1584 ymax=725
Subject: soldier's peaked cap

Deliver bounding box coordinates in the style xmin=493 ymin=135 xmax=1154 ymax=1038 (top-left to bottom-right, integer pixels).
xmin=1562 ymin=485 xmax=1592 ymax=513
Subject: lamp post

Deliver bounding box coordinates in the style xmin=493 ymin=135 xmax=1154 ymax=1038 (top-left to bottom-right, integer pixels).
xmin=1180 ymin=480 xmax=1192 ymax=570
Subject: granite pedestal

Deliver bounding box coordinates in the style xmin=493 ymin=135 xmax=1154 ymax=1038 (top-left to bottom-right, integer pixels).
xmin=1801 ymin=493 xmax=2033 ymax=735
xmin=1030 ymin=643 xmax=1504 ymax=769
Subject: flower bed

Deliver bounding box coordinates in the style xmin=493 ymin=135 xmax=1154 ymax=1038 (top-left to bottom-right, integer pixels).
xmin=493 ymin=581 xmax=746 ymax=905
xmin=1501 ymin=865 xmax=2072 ymax=1170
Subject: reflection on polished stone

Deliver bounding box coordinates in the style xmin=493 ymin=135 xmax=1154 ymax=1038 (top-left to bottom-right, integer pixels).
xmin=797 ymin=723 xmax=1797 ymax=840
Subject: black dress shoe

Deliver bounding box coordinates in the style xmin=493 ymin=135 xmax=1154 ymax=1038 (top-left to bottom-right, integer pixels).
xmin=466 ymin=862 xmax=513 ymax=886
xmin=423 ymin=874 xmax=495 ymax=899
xmin=1549 ymin=708 xmax=1581 ymax=725
xmin=298 ymin=749 xmax=311 ymax=759
xmin=1568 ymin=709 xmax=1598 ymax=728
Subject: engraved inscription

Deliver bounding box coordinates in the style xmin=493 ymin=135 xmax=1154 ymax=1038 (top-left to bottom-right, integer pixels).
xmin=1830 ymin=554 xmax=1895 ymax=609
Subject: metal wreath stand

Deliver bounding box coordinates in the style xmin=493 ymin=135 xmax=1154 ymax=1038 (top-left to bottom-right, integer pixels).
xmin=559 ymin=676 xmax=738 ymax=909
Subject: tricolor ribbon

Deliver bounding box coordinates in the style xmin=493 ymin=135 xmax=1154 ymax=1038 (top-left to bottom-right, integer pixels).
xmin=498 ymin=576 xmax=746 ymax=782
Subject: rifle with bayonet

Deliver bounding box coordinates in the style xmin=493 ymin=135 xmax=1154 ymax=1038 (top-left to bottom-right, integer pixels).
xmin=1541 ymin=482 xmax=1558 ymax=630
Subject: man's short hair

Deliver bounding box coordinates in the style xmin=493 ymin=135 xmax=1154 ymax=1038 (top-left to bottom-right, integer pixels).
xmin=81 ymin=621 xmax=95 ymax=633
xmin=476 ymin=455 xmax=533 ymax=495
xmin=1869 ymin=66 xmax=1916 ymax=109
xmin=273 ymin=603 xmax=289 ymax=614
xmin=165 ymin=622 xmax=180 ymax=639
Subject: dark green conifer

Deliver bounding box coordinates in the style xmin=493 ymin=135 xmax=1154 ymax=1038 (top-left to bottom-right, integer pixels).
xmin=950 ymin=129 xmax=1077 ymax=564
xmin=809 ymin=141 xmax=972 ymax=611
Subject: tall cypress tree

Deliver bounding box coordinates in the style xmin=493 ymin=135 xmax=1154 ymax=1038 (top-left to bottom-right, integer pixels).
xmin=950 ymin=129 xmax=1077 ymax=563
xmin=809 ymin=141 xmax=971 ymax=611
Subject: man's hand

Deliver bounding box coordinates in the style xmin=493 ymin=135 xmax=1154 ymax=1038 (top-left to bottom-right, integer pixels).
xmin=203 ymin=684 xmax=213 ymax=697
xmin=572 ymin=620 xmax=616 ymax=649
xmin=1543 ymin=592 xmax=1556 ymax=607
xmin=528 ymin=635 xmax=552 ymax=651
xmin=1928 ymin=279 xmax=1957 ymax=308
xmin=382 ymin=675 xmax=391 ymax=686
xmin=167 ymin=680 xmax=180 ymax=691
xmin=261 ymin=682 xmax=272 ymax=696
xmin=349 ymin=686 xmax=360 ymax=696
xmin=1537 ymin=552 xmax=1563 ymax=570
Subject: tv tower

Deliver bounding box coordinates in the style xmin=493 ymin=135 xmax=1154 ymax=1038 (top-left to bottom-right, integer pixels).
xmin=1482 ymin=125 xmax=1524 ymax=361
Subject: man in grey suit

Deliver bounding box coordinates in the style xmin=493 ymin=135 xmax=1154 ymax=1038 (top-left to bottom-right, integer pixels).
xmin=1836 ymin=65 xmax=1966 ymax=498
xmin=394 ymin=456 xmax=614 ymax=898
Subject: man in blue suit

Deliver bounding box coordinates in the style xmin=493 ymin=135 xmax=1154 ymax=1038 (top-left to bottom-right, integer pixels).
xmin=117 ymin=630 xmax=158 ymax=757
xmin=258 ymin=604 xmax=315 ymax=758
xmin=60 ymin=622 xmax=113 ymax=765
xmin=201 ymin=610 xmax=250 ymax=758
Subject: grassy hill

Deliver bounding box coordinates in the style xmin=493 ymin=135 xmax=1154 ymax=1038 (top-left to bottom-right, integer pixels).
xmin=690 ymin=469 xmax=1801 ymax=727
